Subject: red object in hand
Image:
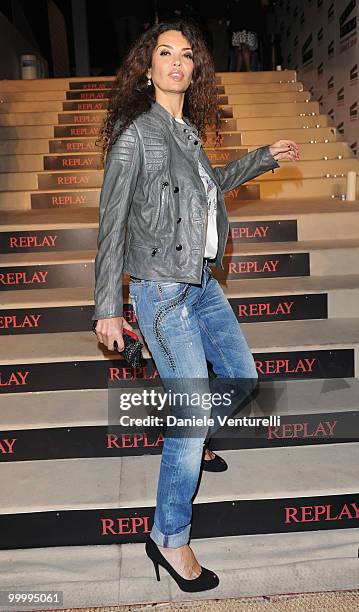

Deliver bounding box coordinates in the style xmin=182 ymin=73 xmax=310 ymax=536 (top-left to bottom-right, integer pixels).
xmin=122 ymin=328 xmax=139 ymax=341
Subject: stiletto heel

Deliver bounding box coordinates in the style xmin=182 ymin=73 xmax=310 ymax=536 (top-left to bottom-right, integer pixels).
xmin=145 ymin=534 xmax=219 ymax=592
xmin=152 ymin=559 xmax=160 ymax=581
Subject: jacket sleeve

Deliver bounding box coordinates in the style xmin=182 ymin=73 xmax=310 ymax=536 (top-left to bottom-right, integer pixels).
xmin=91 ymin=122 xmax=139 ymax=321
xmin=212 ymin=144 xmax=280 ymax=193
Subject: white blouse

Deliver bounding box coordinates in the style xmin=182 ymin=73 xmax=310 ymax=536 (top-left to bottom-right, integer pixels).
xmin=175 ymin=117 xmax=218 ymax=259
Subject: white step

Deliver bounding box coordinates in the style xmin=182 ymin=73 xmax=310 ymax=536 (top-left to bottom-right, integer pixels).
xmin=1 ymin=195 xmax=358 ymax=239
xmin=1 ymin=240 xmax=359 ymax=279
xmin=0 ymin=443 xmax=357 ymax=512
xmin=0 ymin=319 xmax=357 ymax=371
xmin=0 ymin=137 xmax=352 ymax=170
xmin=230 ymin=101 xmax=319 ymax=118
xmin=1 ymin=529 xmax=357 ymax=606
xmin=0 ymin=72 xmax=298 ymax=93
xmin=0 ymin=378 xmax=357 ymax=429
xmin=0 ymin=77 xmax=115 ymax=91
xmin=1 ymin=152 xmax=357 ymax=175
xmin=225 ymin=92 xmax=312 ymax=104
xmin=226 ymin=274 xmax=359 ymax=319
xmin=217 ymin=70 xmax=298 ymax=83
xmin=226 ymin=239 xmax=359 ymax=276
xmin=0 ymin=115 xmax=332 ymax=142
xmin=228 ymin=198 xmax=359 ymax=241
xmin=0 ymin=83 xmax=311 ymax=113
xmin=0 ymin=125 xmax=55 ymax=139
xmin=0 ymin=81 xmax=301 ymax=102
xmin=0 ymin=101 xmax=65 ymax=113
xmin=0 ymin=102 xmax=319 ymax=126
xmin=241 ymin=127 xmax=338 ymax=145
xmin=0 ymin=274 xmax=358 ymax=320
xmin=259 ymin=176 xmax=353 ymax=200
xmin=0 ymin=91 xmax=68 ymax=102
xmin=221 ymin=81 xmax=304 ymax=93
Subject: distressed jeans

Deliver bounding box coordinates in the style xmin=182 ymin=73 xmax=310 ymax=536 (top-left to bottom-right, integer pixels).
xmin=128 ymin=262 xmax=258 ymax=547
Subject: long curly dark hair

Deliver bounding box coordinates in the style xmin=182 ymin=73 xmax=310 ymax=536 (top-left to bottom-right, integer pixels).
xmin=97 ymin=19 xmax=223 ymax=160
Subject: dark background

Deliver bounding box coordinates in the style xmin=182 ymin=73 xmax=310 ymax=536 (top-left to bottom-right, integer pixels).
xmin=2 ymin=0 xmax=278 ymax=76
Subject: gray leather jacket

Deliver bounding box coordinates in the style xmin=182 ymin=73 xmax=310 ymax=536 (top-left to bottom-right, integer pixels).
xmin=92 ymin=100 xmax=280 ymax=320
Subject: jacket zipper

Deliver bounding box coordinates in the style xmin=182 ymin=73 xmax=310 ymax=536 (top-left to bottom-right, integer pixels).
xmin=154 ymin=181 xmax=168 ymax=232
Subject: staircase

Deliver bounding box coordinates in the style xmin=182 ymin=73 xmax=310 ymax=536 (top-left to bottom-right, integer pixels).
xmin=0 ymin=71 xmax=358 ymax=608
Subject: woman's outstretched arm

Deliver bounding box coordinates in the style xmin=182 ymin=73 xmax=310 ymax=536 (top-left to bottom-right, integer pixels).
xmin=211 ymin=139 xmax=299 ymax=193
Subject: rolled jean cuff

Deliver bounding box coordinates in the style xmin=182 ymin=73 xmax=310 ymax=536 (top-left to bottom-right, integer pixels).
xmin=150 ymin=521 xmax=191 ymax=548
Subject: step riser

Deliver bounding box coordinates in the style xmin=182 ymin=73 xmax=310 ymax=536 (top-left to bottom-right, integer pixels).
xmin=260 ymin=177 xmax=351 ymax=199
xmin=0 ymin=248 xmax=358 ymax=283
xmin=0 ymin=103 xmax=319 ymax=126
xmin=0 ymin=139 xmax=348 ymax=159
xmin=0 ymin=115 xmax=332 ymax=143
xmin=0 ymin=294 xmax=333 ymax=333
xmin=2 ymin=151 xmax=355 ymax=173
xmin=0 ymin=77 xmax=116 ymax=91
xmin=1 ymin=214 xmax=359 ymax=250
xmin=0 ymin=411 xmax=357 ymax=462
xmin=0 ymin=92 xmax=311 ymax=112
xmin=0 ymin=83 xmax=304 ymax=103
xmin=223 ymin=250 xmax=359 ymax=278
xmin=0 ymin=289 xmax=357 ymax=337
xmin=1 ymin=70 xmax=299 ymax=92
xmin=0 ymin=185 xmax=256 ymax=210
xmin=0 ymin=189 xmax=101 ymax=210
xmin=0 ymin=72 xmax=297 ymax=92
xmin=1 ymin=156 xmax=355 ymax=191
xmin=0 ymin=155 xmax=104 ymax=173
xmin=0 ymin=348 xmax=356 ymax=393
xmin=228 ymin=212 xmax=359 ymax=241
xmin=0 ymin=171 xmax=103 ymax=191
xmin=2 ymin=490 xmax=357 ymax=549
xmin=1 ymin=379 xmax=358 ymax=425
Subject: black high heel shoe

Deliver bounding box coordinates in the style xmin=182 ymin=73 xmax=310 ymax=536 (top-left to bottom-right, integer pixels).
xmin=145 ymin=535 xmax=220 ymax=592
xmin=201 ymin=445 xmax=228 ymax=472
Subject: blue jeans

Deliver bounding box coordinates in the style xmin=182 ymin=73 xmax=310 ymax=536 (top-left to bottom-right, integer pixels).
xmin=128 ymin=263 xmax=258 ymax=547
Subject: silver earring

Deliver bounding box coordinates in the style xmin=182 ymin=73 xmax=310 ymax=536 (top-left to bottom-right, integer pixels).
xmin=147 ymin=76 xmax=152 ymax=86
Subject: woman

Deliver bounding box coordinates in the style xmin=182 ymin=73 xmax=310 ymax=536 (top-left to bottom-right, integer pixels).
xmin=92 ymin=19 xmax=299 ymax=593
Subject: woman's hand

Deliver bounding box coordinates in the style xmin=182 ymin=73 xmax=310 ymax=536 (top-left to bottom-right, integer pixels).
xmin=269 ymin=140 xmax=300 ymax=162
xmin=93 ymin=316 xmax=134 ymax=352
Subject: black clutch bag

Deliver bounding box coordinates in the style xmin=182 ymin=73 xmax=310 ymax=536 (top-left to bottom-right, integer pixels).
xmin=92 ymin=320 xmax=144 ymax=368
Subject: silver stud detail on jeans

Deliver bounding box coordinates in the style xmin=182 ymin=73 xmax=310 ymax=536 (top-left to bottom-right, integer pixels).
xmin=152 ymin=285 xmax=190 ymax=370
